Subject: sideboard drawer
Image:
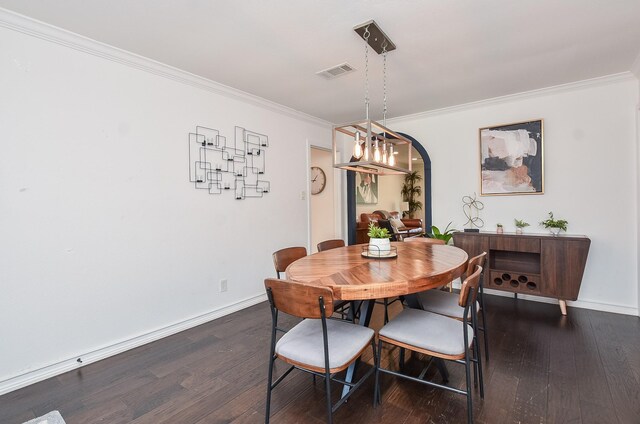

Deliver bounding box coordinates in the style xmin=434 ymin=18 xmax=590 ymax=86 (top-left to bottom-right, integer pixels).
xmin=490 ymin=237 xmax=540 ymax=253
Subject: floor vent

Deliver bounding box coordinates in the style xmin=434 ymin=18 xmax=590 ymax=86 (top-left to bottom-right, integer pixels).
xmin=316 ymin=63 xmax=356 ymax=79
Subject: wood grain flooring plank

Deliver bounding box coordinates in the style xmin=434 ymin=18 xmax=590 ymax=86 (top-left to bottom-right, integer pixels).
xmin=588 ymin=310 xmax=640 ymax=424
xmin=0 ymin=296 xmax=635 ymax=424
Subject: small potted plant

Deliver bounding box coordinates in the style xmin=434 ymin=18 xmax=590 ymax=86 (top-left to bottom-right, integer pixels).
xmin=514 ymin=219 xmax=529 ymax=235
xmin=429 ymin=222 xmax=457 ymax=245
xmin=496 ymin=223 xmax=503 ymax=234
xmin=367 ymin=223 xmax=392 ymax=256
xmin=540 ymin=211 xmax=568 ymax=236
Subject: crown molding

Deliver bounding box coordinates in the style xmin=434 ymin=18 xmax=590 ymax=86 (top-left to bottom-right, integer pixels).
xmin=0 ymin=7 xmax=332 ymax=129
xmin=388 ymin=72 xmax=637 ymax=124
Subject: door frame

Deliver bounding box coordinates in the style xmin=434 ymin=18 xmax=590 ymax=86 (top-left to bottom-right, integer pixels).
xmin=346 ymin=132 xmax=432 ymax=244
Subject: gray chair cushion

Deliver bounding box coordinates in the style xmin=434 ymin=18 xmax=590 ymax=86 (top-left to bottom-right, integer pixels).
xmin=417 ymin=289 xmax=479 ymax=319
xmin=379 ymin=308 xmax=474 ymax=356
xmin=276 ymin=319 xmax=374 ymax=370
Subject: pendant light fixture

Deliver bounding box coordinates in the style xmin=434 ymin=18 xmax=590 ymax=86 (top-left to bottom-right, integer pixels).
xmin=333 ymin=20 xmax=412 ymax=176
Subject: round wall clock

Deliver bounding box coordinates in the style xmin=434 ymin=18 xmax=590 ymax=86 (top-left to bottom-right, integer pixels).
xmin=310 ymin=166 xmax=327 ymax=195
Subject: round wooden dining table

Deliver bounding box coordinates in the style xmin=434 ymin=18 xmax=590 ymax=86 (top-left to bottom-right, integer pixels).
xmin=286 ymin=241 xmax=469 ymax=398
xmin=286 ymin=241 xmax=469 ymax=301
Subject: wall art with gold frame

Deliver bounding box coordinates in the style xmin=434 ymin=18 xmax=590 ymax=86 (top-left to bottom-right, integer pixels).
xmin=479 ymin=119 xmax=544 ymax=196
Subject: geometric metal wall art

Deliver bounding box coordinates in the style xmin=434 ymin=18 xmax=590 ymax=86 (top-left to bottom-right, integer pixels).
xmin=188 ymin=125 xmax=270 ymax=199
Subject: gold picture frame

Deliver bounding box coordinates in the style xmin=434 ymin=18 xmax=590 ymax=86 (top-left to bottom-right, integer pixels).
xmin=479 ymin=119 xmax=544 ymax=196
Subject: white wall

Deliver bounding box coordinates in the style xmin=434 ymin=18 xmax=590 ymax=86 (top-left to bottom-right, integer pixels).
xmin=389 ymin=75 xmax=639 ymax=314
xmin=0 ymin=19 xmax=331 ymax=392
xmin=635 ymin=65 xmax=640 ymax=316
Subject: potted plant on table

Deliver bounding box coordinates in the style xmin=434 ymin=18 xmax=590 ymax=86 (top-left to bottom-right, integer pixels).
xmin=367 ymin=223 xmax=392 ymax=256
xmin=496 ymin=223 xmax=504 ymax=234
xmin=514 ymin=219 xmax=530 ymax=235
xmin=540 ymin=212 xmax=568 ymax=235
xmin=429 ymin=222 xmax=457 ymax=245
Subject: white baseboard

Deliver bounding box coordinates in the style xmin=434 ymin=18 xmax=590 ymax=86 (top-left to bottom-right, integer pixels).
xmin=450 ymin=279 xmax=638 ymax=316
xmin=0 ymin=293 xmax=267 ymax=396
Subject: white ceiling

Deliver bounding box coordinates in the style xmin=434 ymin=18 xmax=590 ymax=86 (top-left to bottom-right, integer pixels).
xmin=2 ymin=0 xmax=639 ymax=123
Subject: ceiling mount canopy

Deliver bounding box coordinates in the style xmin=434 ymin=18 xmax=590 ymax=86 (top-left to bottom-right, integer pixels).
xmin=333 ymin=19 xmax=412 ymax=176
xmin=353 ymin=19 xmax=396 ymax=54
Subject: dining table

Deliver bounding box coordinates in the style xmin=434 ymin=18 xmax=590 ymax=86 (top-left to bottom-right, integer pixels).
xmin=286 ymin=241 xmax=469 ymax=397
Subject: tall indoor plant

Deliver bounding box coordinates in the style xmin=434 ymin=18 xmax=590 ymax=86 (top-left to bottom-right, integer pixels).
xmin=401 ymin=171 xmax=423 ymax=218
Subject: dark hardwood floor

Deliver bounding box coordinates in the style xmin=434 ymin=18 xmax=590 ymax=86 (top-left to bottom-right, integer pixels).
xmin=1 ymin=295 xmax=639 ymax=423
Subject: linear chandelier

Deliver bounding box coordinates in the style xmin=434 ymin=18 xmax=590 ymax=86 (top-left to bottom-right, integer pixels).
xmin=333 ymin=20 xmax=412 ymax=175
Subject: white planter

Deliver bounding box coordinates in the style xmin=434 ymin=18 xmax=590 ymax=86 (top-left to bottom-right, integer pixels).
xmin=516 ymin=228 xmax=523 ymax=235
xmin=549 ymin=228 xmax=562 ymax=236
xmin=369 ymin=237 xmax=391 ymax=256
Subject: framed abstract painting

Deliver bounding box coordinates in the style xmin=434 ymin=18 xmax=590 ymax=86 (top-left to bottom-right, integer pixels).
xmin=479 ymin=119 xmax=544 ymax=195
xmin=355 ymin=171 xmax=378 ymax=204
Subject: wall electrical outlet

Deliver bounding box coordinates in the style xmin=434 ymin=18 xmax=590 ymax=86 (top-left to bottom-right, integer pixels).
xmin=300 ymin=190 xmax=306 ymax=200
xmin=219 ymin=279 xmax=228 ymax=292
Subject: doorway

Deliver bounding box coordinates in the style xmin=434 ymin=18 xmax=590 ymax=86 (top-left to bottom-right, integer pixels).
xmin=310 ymin=147 xmax=337 ymax=253
xmin=346 ymin=132 xmax=432 ymax=244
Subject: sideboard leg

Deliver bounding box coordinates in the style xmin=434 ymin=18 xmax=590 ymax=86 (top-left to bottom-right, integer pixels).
xmin=559 ymin=300 xmax=567 ymax=315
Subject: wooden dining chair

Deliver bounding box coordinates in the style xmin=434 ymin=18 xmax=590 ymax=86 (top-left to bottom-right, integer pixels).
xmin=375 ymin=265 xmax=484 ymax=424
xmin=272 ymin=246 xmax=307 ymax=279
xmin=417 ymin=252 xmax=490 ymax=361
xmin=317 ymin=239 xmax=345 ymax=252
xmin=404 ymin=236 xmax=445 ymax=245
xmin=264 ymin=278 xmax=376 ymax=424
xmin=316 ymin=239 xmax=356 ymax=320
xmin=273 ymin=245 xmax=351 ymax=321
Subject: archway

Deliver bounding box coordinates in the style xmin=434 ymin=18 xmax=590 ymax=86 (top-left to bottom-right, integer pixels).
xmin=347 ymin=132 xmax=432 ymax=244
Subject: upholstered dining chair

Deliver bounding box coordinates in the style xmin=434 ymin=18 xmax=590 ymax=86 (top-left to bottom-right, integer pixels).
xmin=264 ymin=278 xmax=376 ymax=424
xmin=375 ymin=265 xmax=484 ymax=424
xmin=317 ymin=239 xmax=345 ymax=252
xmin=417 ymin=252 xmax=490 ymax=361
xmin=272 ymin=246 xmax=307 ymax=279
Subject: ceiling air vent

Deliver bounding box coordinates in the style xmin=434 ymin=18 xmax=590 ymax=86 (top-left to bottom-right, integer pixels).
xmin=316 ymin=63 xmax=356 ymax=79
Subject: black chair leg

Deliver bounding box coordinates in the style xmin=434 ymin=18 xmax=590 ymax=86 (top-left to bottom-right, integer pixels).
xmin=384 ymin=298 xmax=389 ymax=324
xmin=325 ymin=368 xmax=333 ymax=424
xmin=374 ymin=339 xmax=382 ymax=406
xmin=265 ymin=355 xmax=275 ymax=424
xmin=434 ymin=358 xmax=449 ymax=383
xmin=399 ymin=347 xmax=405 ymax=372
xmin=464 ymin=353 xmax=474 ymax=424
xmin=479 ymin=287 xmax=490 ymax=361
xmin=472 ymin=342 xmax=479 ymax=388
xmin=475 ymin=340 xmax=484 ymax=399
xmin=480 ymin=312 xmax=489 ymax=362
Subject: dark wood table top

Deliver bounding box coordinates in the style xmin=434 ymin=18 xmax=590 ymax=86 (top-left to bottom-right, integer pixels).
xmin=286 ymin=242 xmax=468 ymax=301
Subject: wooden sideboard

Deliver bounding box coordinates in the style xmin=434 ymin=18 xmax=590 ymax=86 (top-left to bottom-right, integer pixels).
xmin=452 ymin=231 xmax=591 ymax=315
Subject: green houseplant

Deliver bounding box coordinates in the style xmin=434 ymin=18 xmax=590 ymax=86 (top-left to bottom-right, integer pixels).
xmin=429 ymin=222 xmax=457 ymax=244
xmin=496 ymin=223 xmax=503 ymax=234
xmin=367 ymin=223 xmax=392 ymax=256
xmin=540 ymin=212 xmax=568 ymax=235
xmin=514 ymin=219 xmax=529 ymax=234
xmin=401 ymin=171 xmax=422 ymax=218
